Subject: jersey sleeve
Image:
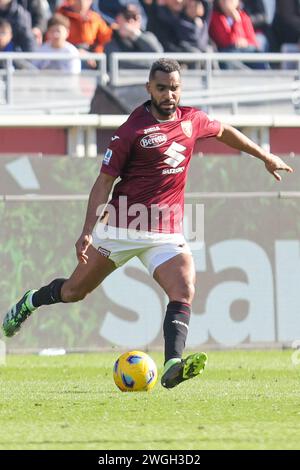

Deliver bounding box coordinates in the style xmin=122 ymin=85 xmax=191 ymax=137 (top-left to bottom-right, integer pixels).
xmin=194 ymin=111 xmax=222 ymax=139
xmin=100 ymin=124 xmax=133 ymax=178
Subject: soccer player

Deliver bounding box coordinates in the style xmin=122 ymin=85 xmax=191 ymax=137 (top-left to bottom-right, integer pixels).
xmin=2 ymin=59 xmax=293 ymax=388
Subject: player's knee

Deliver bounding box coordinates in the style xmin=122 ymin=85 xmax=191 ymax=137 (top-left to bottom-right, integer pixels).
xmin=182 ymin=282 xmax=195 ymax=304
xmin=169 ymin=281 xmax=195 ymax=304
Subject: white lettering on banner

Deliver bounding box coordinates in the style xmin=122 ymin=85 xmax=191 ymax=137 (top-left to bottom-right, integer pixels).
xmin=275 ymin=241 xmax=300 ymax=341
xmin=183 ymin=207 xmax=204 ymax=248
xmin=193 ymin=240 xmax=275 ymax=346
xmin=100 ymin=258 xmax=161 ymax=347
xmin=99 ymin=240 xmax=300 ymax=348
xmin=187 ymin=240 xmax=275 ymax=347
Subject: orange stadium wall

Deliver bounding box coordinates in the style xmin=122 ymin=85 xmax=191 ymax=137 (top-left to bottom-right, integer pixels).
xmin=0 ymin=128 xmax=299 ymax=156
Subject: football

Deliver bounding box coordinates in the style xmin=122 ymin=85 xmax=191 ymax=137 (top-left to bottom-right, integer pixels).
xmin=113 ymin=350 xmax=158 ymax=392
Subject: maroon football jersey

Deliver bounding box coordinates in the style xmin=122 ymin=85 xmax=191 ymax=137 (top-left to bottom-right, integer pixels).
xmin=101 ymin=101 xmax=221 ymax=233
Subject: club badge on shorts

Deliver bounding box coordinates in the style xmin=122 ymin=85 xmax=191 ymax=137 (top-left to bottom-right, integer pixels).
xmin=98 ymin=246 xmax=111 ymax=258
xmin=181 ymin=121 xmax=193 ymax=138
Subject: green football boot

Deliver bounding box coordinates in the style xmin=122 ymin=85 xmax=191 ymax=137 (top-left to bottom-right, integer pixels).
xmin=2 ymin=290 xmax=37 ymax=337
xmin=161 ymin=352 xmax=208 ymax=389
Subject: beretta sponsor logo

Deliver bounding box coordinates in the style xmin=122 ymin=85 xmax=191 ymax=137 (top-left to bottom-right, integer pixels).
xmin=140 ymin=133 xmax=168 ymax=148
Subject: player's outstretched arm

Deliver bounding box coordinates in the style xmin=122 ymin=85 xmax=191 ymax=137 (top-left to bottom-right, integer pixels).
xmin=217 ymin=123 xmax=294 ymax=181
xmin=76 ymin=172 xmax=116 ymax=264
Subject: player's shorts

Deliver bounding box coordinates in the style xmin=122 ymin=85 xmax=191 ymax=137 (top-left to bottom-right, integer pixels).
xmin=91 ymin=222 xmax=192 ymax=276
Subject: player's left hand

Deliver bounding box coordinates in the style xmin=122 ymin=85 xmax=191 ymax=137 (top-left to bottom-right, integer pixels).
xmin=264 ymin=154 xmax=294 ymax=181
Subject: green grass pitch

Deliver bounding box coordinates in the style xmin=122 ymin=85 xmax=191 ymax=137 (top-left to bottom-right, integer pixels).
xmin=0 ymin=350 xmax=299 ymax=450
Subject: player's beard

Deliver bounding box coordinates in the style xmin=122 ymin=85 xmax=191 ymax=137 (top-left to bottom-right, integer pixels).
xmin=151 ymin=95 xmax=178 ymax=118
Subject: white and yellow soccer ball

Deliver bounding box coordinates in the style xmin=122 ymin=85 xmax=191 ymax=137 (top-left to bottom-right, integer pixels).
xmin=113 ymin=350 xmax=158 ymax=392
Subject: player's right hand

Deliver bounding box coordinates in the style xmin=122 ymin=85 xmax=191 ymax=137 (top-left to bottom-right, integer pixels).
xmin=75 ymin=233 xmax=93 ymax=264
xmin=264 ymin=154 xmax=294 ymax=181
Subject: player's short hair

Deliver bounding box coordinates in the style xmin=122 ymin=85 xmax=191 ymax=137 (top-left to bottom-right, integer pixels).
xmin=47 ymin=13 xmax=70 ymax=31
xmin=149 ymin=59 xmax=181 ymax=80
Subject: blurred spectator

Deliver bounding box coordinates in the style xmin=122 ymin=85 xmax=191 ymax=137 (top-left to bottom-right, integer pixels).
xmin=94 ymin=0 xmax=121 ymax=23
xmin=209 ymin=0 xmax=269 ymax=68
xmin=272 ymin=0 xmax=300 ymax=47
xmin=0 ymin=16 xmax=36 ymax=68
xmin=140 ymin=0 xmax=166 ymax=8
xmin=263 ymin=0 xmax=275 ymax=25
xmin=0 ymin=17 xmax=14 ymax=52
xmin=139 ymin=0 xmax=167 ymax=20
xmin=209 ymin=0 xmax=258 ymax=51
xmin=0 ymin=14 xmax=33 ymax=68
xmin=179 ymin=0 xmax=212 ymax=52
xmin=48 ymin=0 xmax=62 ymax=13
xmin=95 ymin=0 xmax=147 ymax=28
xmin=241 ymin=0 xmax=275 ymax=51
xmin=104 ymin=3 xmax=163 ymax=67
xmin=0 ymin=0 xmax=36 ymax=50
xmin=18 ymin=0 xmax=49 ymax=45
xmin=97 ymin=0 xmax=133 ymax=20
xmin=33 ymin=13 xmax=81 ymax=72
xmin=58 ymin=0 xmax=112 ymax=58
xmin=147 ymin=0 xmax=204 ymax=52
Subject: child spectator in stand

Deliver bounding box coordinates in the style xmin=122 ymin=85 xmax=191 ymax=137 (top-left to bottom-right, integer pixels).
xmin=0 ymin=17 xmax=14 ymax=52
xmin=0 ymin=16 xmax=36 ymax=68
xmin=34 ymin=13 xmax=81 ymax=73
xmin=58 ymin=0 xmax=112 ymax=67
xmin=0 ymin=0 xmax=36 ymax=51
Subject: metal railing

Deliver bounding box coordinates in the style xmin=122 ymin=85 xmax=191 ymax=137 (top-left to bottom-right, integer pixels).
xmin=109 ymin=52 xmax=300 ymax=86
xmin=0 ymin=52 xmax=107 ymax=106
